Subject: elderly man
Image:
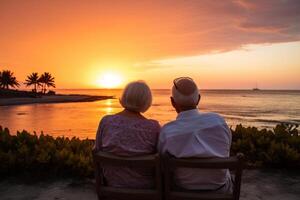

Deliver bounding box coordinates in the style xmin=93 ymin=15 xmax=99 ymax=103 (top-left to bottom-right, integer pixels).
xmin=158 ymin=77 xmax=232 ymax=192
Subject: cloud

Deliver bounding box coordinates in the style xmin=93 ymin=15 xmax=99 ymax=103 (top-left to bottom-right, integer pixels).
xmin=132 ymin=62 xmax=173 ymax=71
xmin=234 ymin=0 xmax=300 ymax=34
xmin=0 ymin=0 xmax=300 ymax=66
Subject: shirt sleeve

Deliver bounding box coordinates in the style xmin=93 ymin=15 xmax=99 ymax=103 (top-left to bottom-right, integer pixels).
xmin=94 ymin=116 xmax=107 ymax=152
xmin=225 ymin=123 xmax=232 ymax=149
xmin=152 ymin=121 xmax=161 ymax=150
xmin=157 ymin=126 xmax=167 ymax=154
xmin=219 ymin=119 xmax=232 ymax=156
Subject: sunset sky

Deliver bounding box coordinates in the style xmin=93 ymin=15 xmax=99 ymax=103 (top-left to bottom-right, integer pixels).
xmin=0 ymin=0 xmax=299 ymax=89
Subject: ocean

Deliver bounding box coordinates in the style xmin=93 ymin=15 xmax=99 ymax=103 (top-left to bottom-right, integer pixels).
xmin=0 ymin=89 xmax=299 ymax=139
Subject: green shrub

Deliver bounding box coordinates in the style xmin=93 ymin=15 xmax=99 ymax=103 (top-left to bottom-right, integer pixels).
xmin=0 ymin=123 xmax=299 ymax=178
xmin=0 ymin=127 xmax=94 ymax=178
xmin=230 ymin=123 xmax=300 ymax=168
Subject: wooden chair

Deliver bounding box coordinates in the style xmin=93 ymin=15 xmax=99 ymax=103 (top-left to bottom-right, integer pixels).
xmin=93 ymin=151 xmax=162 ymax=200
xmin=163 ymin=153 xmax=244 ymax=200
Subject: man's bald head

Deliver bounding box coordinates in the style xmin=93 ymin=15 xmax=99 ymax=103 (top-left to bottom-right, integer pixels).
xmin=172 ymin=77 xmax=200 ymax=108
xmin=174 ymin=78 xmax=198 ymax=96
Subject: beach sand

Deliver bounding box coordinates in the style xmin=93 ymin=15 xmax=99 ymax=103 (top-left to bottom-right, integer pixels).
xmin=0 ymin=95 xmax=114 ymax=106
xmin=0 ymin=170 xmax=299 ymax=200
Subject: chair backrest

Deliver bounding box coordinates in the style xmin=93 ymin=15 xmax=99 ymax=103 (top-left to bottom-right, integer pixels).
xmin=93 ymin=151 xmax=162 ymax=200
xmin=163 ymin=153 xmax=244 ymax=200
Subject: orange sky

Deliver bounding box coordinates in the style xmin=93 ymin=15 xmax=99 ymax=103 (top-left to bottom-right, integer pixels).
xmin=0 ymin=0 xmax=300 ymax=89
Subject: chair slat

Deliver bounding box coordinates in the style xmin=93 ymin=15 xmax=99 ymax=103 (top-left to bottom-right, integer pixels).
xmin=94 ymin=151 xmax=158 ymax=167
xmin=168 ymin=156 xmax=239 ymax=169
xmin=170 ymin=191 xmax=233 ymax=200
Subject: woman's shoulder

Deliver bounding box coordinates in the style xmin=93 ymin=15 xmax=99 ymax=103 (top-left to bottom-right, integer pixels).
xmin=143 ymin=118 xmax=160 ymax=130
xmin=100 ymin=114 xmax=160 ymax=130
xmin=146 ymin=118 xmax=160 ymax=125
xmin=99 ymin=114 xmax=115 ymax=125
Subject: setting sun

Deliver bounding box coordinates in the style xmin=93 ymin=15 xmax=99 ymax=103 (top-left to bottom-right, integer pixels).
xmin=97 ymin=72 xmax=122 ymax=88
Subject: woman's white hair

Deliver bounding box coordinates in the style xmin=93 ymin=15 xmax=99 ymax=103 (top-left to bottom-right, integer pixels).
xmin=120 ymin=80 xmax=152 ymax=113
xmin=172 ymin=85 xmax=199 ymax=107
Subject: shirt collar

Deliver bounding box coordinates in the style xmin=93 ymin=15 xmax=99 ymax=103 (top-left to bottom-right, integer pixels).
xmin=176 ymin=108 xmax=200 ymax=120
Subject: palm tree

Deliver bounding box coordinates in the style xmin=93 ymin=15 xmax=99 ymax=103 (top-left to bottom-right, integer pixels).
xmin=39 ymin=72 xmax=55 ymax=94
xmin=0 ymin=70 xmax=20 ymax=89
xmin=25 ymin=72 xmax=40 ymax=93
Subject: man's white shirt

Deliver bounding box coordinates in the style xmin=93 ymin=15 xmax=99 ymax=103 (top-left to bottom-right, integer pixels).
xmin=158 ymin=109 xmax=232 ymax=191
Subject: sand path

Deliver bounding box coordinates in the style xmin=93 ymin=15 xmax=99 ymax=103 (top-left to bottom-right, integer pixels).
xmin=0 ymin=170 xmax=299 ymax=200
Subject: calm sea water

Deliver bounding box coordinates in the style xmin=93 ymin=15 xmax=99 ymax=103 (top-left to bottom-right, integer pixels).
xmin=0 ymin=89 xmax=299 ymax=139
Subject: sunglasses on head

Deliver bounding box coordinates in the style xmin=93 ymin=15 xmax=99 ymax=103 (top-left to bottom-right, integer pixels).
xmin=173 ymin=77 xmax=194 ymax=89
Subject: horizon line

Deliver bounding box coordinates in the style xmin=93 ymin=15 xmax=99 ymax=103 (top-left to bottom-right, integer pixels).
xmin=53 ymin=88 xmax=300 ymax=91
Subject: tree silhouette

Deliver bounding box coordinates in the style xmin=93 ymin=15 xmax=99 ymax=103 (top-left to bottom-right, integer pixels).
xmin=39 ymin=72 xmax=55 ymax=93
xmin=0 ymin=70 xmax=20 ymax=89
xmin=25 ymin=72 xmax=40 ymax=93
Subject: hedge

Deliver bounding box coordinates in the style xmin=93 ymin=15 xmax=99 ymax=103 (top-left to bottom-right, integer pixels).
xmin=0 ymin=123 xmax=299 ymax=178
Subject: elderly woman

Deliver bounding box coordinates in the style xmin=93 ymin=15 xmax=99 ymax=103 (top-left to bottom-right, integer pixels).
xmin=95 ymin=80 xmax=160 ymax=189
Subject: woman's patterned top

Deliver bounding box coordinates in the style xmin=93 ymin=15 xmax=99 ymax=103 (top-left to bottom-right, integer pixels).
xmin=95 ymin=114 xmax=160 ymax=189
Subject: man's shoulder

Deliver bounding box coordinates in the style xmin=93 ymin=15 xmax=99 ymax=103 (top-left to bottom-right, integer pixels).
xmin=201 ymin=111 xmax=221 ymax=117
xmin=161 ymin=119 xmax=186 ymax=139
xmin=161 ymin=120 xmax=179 ymax=133
xmin=200 ymin=112 xmax=226 ymax=122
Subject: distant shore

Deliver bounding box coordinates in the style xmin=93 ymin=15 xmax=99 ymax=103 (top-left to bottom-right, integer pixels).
xmin=0 ymin=94 xmax=114 ymax=106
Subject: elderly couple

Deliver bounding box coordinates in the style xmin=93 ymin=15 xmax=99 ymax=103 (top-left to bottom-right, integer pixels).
xmin=95 ymin=77 xmax=232 ymax=193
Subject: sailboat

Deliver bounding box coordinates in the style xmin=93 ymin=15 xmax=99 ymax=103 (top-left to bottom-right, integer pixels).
xmin=252 ymin=83 xmax=260 ymax=91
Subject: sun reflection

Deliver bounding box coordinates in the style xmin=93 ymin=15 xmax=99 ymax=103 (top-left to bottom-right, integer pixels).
xmin=105 ymin=107 xmax=114 ymax=114
xmin=103 ymin=99 xmax=115 ymax=114
xmin=105 ymin=99 xmax=113 ymax=106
